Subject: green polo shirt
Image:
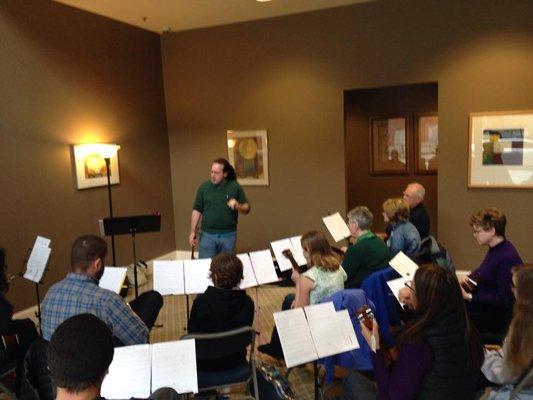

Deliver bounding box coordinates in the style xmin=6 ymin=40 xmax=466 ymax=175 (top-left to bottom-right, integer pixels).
xmin=341 ymin=231 xmax=390 ymax=288
xmin=193 ymin=179 xmax=248 ymax=233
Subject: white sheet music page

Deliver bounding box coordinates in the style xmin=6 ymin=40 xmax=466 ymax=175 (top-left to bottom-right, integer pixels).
xmin=289 ymin=236 xmax=307 ymax=266
xmin=99 ymin=267 xmax=127 ymax=294
xmin=249 ymin=250 xmax=279 ymax=285
xmin=237 ymin=254 xmax=258 ymax=289
xmin=304 ymin=302 xmax=347 ymax=358
xmin=336 ymin=309 xmax=360 ymax=351
xmin=183 ymin=259 xmax=213 ymax=294
xmin=387 ymin=276 xmax=410 ymax=305
xmin=274 ymin=308 xmax=317 ymax=368
xmin=23 ymin=237 xmax=52 ymax=283
xmin=151 ymin=339 xmax=198 ymax=394
xmin=153 ymin=260 xmax=185 ymax=295
xmin=270 ymin=238 xmax=295 ymax=272
xmin=101 ymin=344 xmax=152 ymax=399
xmin=322 ymin=213 xmax=351 ymax=242
xmin=389 ymin=251 xmax=418 ymax=278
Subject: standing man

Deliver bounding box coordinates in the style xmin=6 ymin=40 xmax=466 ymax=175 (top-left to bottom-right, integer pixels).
xmin=189 ymin=158 xmax=250 ymax=258
xmin=342 ymin=206 xmax=390 ymax=288
xmin=402 ymin=182 xmax=430 ymax=239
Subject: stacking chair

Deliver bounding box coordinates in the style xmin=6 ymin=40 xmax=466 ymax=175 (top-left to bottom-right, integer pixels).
xmin=182 ymin=326 xmax=259 ymax=400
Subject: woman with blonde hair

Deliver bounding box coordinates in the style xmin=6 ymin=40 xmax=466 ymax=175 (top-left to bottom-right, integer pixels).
xmin=481 ymin=264 xmax=533 ymax=399
xmin=258 ymin=230 xmax=346 ymax=359
xmin=382 ymin=198 xmax=420 ymax=257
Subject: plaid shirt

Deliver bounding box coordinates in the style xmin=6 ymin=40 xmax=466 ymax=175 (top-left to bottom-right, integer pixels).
xmin=41 ymin=272 xmax=148 ymax=344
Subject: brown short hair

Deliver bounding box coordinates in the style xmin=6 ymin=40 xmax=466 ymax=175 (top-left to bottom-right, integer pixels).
xmin=209 ymin=253 xmax=243 ymax=289
xmin=383 ymin=198 xmax=410 ymax=223
xmin=70 ymin=235 xmax=107 ymax=271
xmin=301 ymin=231 xmax=340 ymax=272
xmin=469 ymin=207 xmax=506 ymax=237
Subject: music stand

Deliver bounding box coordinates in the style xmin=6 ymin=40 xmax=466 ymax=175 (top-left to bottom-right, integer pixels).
xmin=103 ymin=214 xmax=161 ymax=298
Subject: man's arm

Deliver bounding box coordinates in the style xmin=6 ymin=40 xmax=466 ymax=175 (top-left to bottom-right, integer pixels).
xmin=189 ymin=209 xmax=202 ymax=247
xmin=227 ymin=199 xmax=250 ymax=214
xmin=107 ymin=295 xmax=149 ymax=345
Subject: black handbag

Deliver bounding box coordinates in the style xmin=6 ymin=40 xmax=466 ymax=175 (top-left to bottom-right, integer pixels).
xmin=249 ymin=363 xmax=296 ymax=400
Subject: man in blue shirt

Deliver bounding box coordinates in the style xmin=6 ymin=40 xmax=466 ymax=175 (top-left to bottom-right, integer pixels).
xmin=41 ymin=235 xmax=163 ymax=345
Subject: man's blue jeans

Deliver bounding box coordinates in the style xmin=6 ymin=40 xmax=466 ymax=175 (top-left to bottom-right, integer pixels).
xmin=199 ymin=231 xmax=237 ymax=259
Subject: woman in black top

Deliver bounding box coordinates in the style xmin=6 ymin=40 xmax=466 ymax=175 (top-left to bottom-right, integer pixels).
xmin=0 ymin=248 xmax=39 ymax=395
xmin=188 ymin=253 xmax=254 ymax=371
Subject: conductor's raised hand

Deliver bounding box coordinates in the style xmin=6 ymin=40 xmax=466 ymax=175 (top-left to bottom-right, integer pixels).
xmin=227 ymin=198 xmax=238 ymax=210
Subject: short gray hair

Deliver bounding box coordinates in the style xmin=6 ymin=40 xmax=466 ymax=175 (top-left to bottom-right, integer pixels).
xmin=409 ymin=182 xmax=426 ymax=201
xmin=347 ymin=206 xmax=373 ymax=230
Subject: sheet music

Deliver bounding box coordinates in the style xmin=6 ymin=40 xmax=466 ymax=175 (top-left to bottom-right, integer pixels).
xmin=389 ymin=251 xmax=418 ymax=278
xmin=23 ymin=237 xmax=51 ymax=283
xmin=336 ymin=309 xmax=360 ymax=351
xmin=304 ymin=302 xmax=347 ymax=358
xmin=153 ymin=260 xmax=185 ymax=295
xmin=101 ymin=344 xmax=152 ymax=399
xmin=270 ymin=239 xmax=294 ymax=272
xmin=387 ymin=276 xmax=410 ymax=305
xmin=183 ymin=259 xmax=213 ymax=294
xmin=274 ymin=308 xmax=317 ymax=368
xmin=99 ymin=267 xmax=127 ymax=294
xmin=237 ymin=254 xmax=258 ymax=289
xmin=322 ymin=212 xmax=351 ymax=242
xmin=289 ymin=235 xmax=307 ymax=266
xmin=249 ymin=250 xmax=279 ymax=285
xmin=151 ymin=339 xmax=198 ymax=394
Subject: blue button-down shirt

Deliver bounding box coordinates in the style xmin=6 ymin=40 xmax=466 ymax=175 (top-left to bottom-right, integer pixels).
xmin=41 ymin=272 xmax=149 ymax=344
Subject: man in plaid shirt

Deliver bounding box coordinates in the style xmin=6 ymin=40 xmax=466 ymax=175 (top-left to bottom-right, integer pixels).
xmin=41 ymin=235 xmax=163 ymax=345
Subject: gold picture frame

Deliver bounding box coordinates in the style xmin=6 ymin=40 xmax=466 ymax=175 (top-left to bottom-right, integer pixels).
xmin=226 ymin=130 xmax=269 ymax=186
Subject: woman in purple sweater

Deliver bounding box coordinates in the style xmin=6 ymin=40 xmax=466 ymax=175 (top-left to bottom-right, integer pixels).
xmin=343 ymin=264 xmax=483 ymax=400
xmin=460 ymin=208 xmax=523 ymax=336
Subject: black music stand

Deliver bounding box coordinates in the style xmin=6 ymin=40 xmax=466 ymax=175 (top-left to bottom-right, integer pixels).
xmin=103 ymin=214 xmax=161 ymax=298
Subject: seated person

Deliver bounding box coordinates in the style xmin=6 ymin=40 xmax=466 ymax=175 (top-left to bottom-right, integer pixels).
xmin=259 ymin=230 xmax=346 ymax=359
xmin=402 ymin=182 xmax=430 ymax=239
xmin=480 ymin=264 xmax=533 ymax=399
xmin=382 ymin=198 xmax=420 ymax=257
xmin=459 ymin=208 xmax=523 ymax=336
xmin=47 ymin=313 xmax=179 ymax=400
xmin=343 ymin=264 xmax=483 ymax=400
xmin=342 ymin=206 xmax=390 ymax=288
xmin=41 ymin=234 xmax=163 ymax=345
xmin=0 ymin=248 xmax=39 ymax=395
xmin=188 ymin=253 xmax=255 ymax=371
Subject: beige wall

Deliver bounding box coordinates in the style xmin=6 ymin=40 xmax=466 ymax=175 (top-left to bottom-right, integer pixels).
xmin=1 ymin=1 xmax=175 ymax=310
xmin=162 ymin=0 xmax=533 ymax=267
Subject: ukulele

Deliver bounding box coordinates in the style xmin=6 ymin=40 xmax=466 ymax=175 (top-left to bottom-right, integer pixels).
xmin=461 ymin=271 xmax=481 ymax=292
xmin=281 ymin=249 xmax=308 ymax=274
xmin=356 ymin=304 xmax=396 ymax=364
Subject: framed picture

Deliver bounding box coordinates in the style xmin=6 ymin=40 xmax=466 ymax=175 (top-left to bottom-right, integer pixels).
xmin=369 ymin=116 xmax=409 ymax=175
xmin=415 ymin=113 xmax=438 ymax=174
xmin=468 ymin=110 xmax=533 ymax=188
xmin=226 ymin=130 xmax=269 ymax=186
xmin=71 ymin=144 xmax=120 ymax=190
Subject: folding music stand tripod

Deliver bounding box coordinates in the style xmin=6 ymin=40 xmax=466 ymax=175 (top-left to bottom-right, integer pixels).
xmin=103 ymin=214 xmax=161 ymax=298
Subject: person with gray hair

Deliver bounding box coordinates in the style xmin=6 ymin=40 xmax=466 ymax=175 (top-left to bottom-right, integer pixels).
xmin=342 ymin=206 xmax=390 ymax=288
xmin=402 ymin=182 xmax=430 ymax=239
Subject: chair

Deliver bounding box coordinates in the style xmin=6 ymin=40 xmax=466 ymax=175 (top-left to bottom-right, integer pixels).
xmin=19 ymin=339 xmax=55 ymax=400
xmin=318 ymin=289 xmax=376 ymax=385
xmin=0 ymin=334 xmax=19 ymax=399
xmin=182 ymin=326 xmax=259 ymax=400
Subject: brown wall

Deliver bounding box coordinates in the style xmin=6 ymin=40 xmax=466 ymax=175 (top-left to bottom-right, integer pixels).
xmin=345 ymin=83 xmax=438 ymax=234
xmin=0 ymin=1 xmax=175 ymax=310
xmin=162 ymin=0 xmax=533 ymax=267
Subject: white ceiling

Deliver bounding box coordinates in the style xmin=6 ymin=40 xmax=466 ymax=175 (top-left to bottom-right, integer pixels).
xmin=54 ymin=0 xmax=374 ymax=34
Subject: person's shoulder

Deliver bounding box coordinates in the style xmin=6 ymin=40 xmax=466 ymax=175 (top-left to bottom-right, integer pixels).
xmin=198 ymin=180 xmax=212 ymax=190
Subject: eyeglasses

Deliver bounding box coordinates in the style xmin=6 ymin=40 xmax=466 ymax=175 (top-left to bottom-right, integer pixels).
xmin=404 ymin=280 xmax=415 ymax=292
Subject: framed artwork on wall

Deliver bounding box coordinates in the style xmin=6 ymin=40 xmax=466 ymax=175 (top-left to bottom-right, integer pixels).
xmin=72 ymin=144 xmax=120 ymax=190
xmin=468 ymin=110 xmax=533 ymax=188
xmin=415 ymin=113 xmax=438 ymax=174
xmin=369 ymin=116 xmax=409 ymax=175
xmin=226 ymin=129 xmax=269 ymax=186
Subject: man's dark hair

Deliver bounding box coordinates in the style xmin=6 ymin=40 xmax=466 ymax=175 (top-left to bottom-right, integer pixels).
xmin=209 ymin=253 xmax=243 ymax=289
xmin=70 ymin=235 xmax=107 ymax=271
xmin=213 ymin=158 xmax=237 ymax=181
xmin=47 ymin=313 xmax=114 ymax=393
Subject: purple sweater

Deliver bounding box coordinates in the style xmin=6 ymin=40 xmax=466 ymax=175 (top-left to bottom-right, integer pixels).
xmin=372 ymin=341 xmax=432 ymax=400
xmin=472 ymin=240 xmax=522 ymax=308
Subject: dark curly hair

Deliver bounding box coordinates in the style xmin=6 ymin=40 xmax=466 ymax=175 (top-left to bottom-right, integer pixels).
xmin=469 ymin=207 xmax=506 ymax=237
xmin=209 ymin=253 xmax=243 ymax=289
xmin=213 ymin=158 xmax=237 ymax=181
